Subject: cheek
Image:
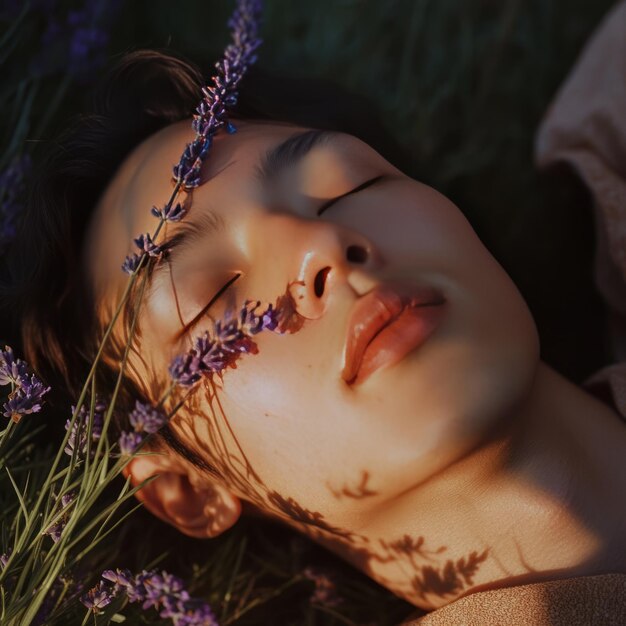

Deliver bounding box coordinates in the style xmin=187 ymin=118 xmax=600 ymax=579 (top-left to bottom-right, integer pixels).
xmin=211 ymin=322 xmax=350 ymax=489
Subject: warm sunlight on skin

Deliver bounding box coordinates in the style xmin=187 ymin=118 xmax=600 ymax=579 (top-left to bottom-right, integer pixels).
xmin=85 ymin=120 xmax=626 ymax=610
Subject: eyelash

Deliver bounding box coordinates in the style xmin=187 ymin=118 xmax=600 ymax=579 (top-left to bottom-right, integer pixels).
xmin=175 ymin=271 xmax=242 ymax=340
xmin=316 ymin=175 xmax=384 ymax=217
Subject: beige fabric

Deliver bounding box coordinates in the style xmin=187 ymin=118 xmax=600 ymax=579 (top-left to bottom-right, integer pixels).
xmin=398 ymin=3 xmax=626 ymax=623
xmin=536 ymin=0 xmax=626 ymax=370
xmin=399 ymin=574 xmax=626 ymax=625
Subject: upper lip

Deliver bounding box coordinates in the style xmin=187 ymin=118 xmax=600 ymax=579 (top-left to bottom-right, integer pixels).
xmin=341 ymin=283 xmax=446 ymax=384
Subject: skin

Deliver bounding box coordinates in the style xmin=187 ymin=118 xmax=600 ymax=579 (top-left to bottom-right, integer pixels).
xmin=85 ymin=119 xmax=626 ymax=610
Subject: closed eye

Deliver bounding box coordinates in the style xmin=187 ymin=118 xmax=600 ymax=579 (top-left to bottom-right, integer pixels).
xmin=316 ymin=175 xmax=385 ymax=217
xmin=174 ymin=271 xmax=243 ymax=341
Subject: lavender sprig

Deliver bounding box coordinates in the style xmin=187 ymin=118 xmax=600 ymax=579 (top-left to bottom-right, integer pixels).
xmin=118 ymin=401 xmax=168 ymax=455
xmin=122 ymin=0 xmax=263 ymax=278
xmin=121 ymin=233 xmax=163 ymax=274
xmin=173 ymin=0 xmax=262 ymax=190
xmin=169 ymin=299 xmax=281 ymax=389
xmin=0 ymin=345 xmax=29 ymax=387
xmin=1 ymin=346 xmax=50 ymax=423
xmin=64 ymin=398 xmax=106 ymax=458
xmin=83 ymin=567 xmax=219 ymax=625
xmin=151 ymin=202 xmax=186 ymax=222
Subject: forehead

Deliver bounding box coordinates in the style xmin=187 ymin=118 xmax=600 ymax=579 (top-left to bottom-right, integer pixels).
xmin=86 ymin=119 xmax=309 ymax=299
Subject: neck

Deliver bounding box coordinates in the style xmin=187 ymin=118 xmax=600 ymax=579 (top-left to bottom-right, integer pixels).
xmin=311 ymin=362 xmax=626 ymax=610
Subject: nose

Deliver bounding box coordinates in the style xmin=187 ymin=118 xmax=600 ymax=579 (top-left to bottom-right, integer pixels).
xmin=284 ymin=219 xmax=381 ymax=320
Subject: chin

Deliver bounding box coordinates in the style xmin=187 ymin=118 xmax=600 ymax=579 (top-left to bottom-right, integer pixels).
xmin=372 ymin=310 xmax=540 ymax=483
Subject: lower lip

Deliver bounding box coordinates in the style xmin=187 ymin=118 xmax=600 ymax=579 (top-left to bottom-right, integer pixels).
xmin=349 ymin=303 xmax=446 ymax=386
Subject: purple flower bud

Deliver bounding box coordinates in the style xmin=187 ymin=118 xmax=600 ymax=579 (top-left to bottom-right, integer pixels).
xmin=64 ymin=399 xmax=106 ymax=458
xmin=169 ymin=353 xmax=202 ymax=388
xmin=128 ymin=401 xmax=168 ymax=434
xmin=81 ymin=581 xmax=115 ymax=613
xmin=61 ymin=491 xmax=75 ymax=508
xmin=151 ymin=202 xmax=186 ymax=222
xmin=0 ymin=345 xmax=29 ymax=387
xmin=172 ymin=138 xmax=209 ymax=189
xmin=102 ymin=567 xmax=134 ymax=595
xmin=168 ymin=293 xmax=288 ymax=389
xmin=2 ymin=374 xmax=50 ymax=423
xmin=133 ymin=233 xmax=162 ymax=258
xmin=0 ymin=549 xmax=11 ymax=570
xmin=118 ymin=431 xmax=143 ymax=455
xmin=261 ymin=303 xmax=281 ymax=332
xmin=122 ymin=253 xmax=142 ymax=274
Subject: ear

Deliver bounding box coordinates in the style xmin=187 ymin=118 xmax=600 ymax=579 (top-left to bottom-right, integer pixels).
xmin=122 ymin=449 xmax=241 ymax=538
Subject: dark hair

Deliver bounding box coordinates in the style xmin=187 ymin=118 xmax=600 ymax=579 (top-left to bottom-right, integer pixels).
xmin=1 ymin=49 xmax=407 ymax=477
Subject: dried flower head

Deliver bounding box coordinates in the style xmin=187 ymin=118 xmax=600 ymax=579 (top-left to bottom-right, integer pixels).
xmin=1 ymin=346 xmax=50 ymax=423
xmin=64 ymin=398 xmax=106 ymax=458
xmin=81 ymin=581 xmax=114 ymax=612
xmin=0 ymin=345 xmax=29 ymax=387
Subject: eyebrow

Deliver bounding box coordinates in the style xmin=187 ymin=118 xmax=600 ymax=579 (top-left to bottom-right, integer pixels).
xmin=155 ymin=129 xmax=338 ymax=265
xmin=159 ymin=210 xmax=225 ymax=263
xmin=255 ymin=128 xmax=337 ymax=183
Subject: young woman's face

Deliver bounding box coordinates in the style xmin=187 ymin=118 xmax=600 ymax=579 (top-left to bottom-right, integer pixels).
xmin=89 ymin=119 xmax=539 ymax=530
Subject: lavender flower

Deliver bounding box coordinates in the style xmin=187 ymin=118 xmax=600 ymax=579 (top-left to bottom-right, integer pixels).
xmin=102 ymin=567 xmax=133 ymax=593
xmin=121 ymin=233 xmax=163 ymax=274
xmin=64 ymin=399 xmax=106 ymax=457
xmin=121 ymin=252 xmax=142 ymax=275
xmin=118 ymin=401 xmax=168 ymax=455
xmin=302 ymin=566 xmax=343 ymax=608
xmin=118 ymin=431 xmax=143 ymax=455
xmin=128 ymin=400 xmax=168 ymax=434
xmin=140 ymin=570 xmax=187 ymax=610
xmin=85 ymin=568 xmax=218 ymax=625
xmin=173 ymin=0 xmax=262 ymax=189
xmin=0 ymin=346 xmax=49 ymax=422
xmin=168 ymin=299 xmax=279 ymax=389
xmin=162 ymin=599 xmax=219 ymax=626
xmin=0 ymin=549 xmax=11 ymax=570
xmin=2 ymin=374 xmax=50 ymax=423
xmin=81 ymin=580 xmax=114 ymax=612
xmin=125 ymin=0 xmax=263 ymax=277
xmin=151 ymin=202 xmax=186 ymax=222
xmin=133 ymin=233 xmax=163 ymax=258
xmin=0 ymin=345 xmax=29 ymax=387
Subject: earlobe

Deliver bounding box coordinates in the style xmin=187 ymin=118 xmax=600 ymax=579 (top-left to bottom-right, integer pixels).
xmin=122 ymin=451 xmax=241 ymax=538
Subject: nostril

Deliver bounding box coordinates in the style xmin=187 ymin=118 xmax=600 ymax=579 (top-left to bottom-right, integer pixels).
xmin=314 ymin=266 xmax=331 ymax=297
xmin=346 ymin=244 xmax=368 ymax=264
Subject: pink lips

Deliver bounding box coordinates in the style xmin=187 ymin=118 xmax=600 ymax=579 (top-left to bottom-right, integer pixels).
xmin=341 ymin=284 xmax=446 ymax=386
